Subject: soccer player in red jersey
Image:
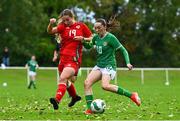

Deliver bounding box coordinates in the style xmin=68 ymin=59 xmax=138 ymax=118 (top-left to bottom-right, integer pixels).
xmin=47 ymin=9 xmax=92 ymax=110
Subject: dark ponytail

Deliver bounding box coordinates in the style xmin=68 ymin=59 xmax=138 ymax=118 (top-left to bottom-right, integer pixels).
xmin=107 ymin=15 xmax=120 ymax=31
xmin=96 ymin=15 xmax=120 ymax=31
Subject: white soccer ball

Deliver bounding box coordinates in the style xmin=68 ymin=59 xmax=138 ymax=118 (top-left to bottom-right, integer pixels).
xmin=3 ymin=82 xmax=7 ymax=87
xmin=165 ymin=81 xmax=170 ymax=86
xmin=91 ymin=99 xmax=106 ymax=113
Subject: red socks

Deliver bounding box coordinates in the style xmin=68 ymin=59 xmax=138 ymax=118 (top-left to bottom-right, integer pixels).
xmin=67 ymin=82 xmax=77 ymax=98
xmin=55 ymin=83 xmax=67 ymax=102
xmin=55 ymin=82 xmax=77 ymax=102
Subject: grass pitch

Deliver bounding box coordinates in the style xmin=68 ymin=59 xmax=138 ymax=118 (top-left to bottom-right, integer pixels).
xmin=0 ymin=68 xmax=180 ymax=120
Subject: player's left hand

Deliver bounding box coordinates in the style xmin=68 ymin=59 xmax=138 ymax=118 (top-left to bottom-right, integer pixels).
xmin=127 ymin=64 xmax=133 ymax=70
xmin=52 ymin=56 xmax=57 ymax=62
xmin=74 ymin=36 xmax=84 ymax=42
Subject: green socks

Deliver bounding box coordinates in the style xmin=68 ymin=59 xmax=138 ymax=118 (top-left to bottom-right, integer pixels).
xmin=85 ymin=87 xmax=131 ymax=110
xmin=32 ymin=81 xmax=36 ymax=89
xmin=28 ymin=80 xmax=36 ymax=89
xmin=117 ymin=86 xmax=132 ymax=98
xmin=85 ymin=95 xmax=93 ymax=109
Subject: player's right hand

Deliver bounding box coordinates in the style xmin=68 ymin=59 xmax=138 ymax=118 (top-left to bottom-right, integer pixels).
xmin=74 ymin=36 xmax=84 ymax=41
xmin=127 ymin=64 xmax=133 ymax=70
xmin=50 ymin=18 xmax=56 ymax=24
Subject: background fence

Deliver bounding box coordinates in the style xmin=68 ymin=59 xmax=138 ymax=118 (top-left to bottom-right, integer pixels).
xmin=1 ymin=66 xmax=180 ymax=86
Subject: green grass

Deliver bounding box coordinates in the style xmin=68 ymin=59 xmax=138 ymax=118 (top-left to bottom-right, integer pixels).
xmin=0 ymin=69 xmax=180 ymax=120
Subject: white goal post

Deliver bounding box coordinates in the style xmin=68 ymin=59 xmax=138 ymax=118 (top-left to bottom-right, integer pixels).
xmin=1 ymin=67 xmax=180 ymax=85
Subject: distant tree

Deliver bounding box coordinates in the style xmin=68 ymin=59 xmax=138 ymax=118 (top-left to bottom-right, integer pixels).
xmin=0 ymin=0 xmax=179 ymax=67
xmin=0 ymin=0 xmax=50 ymax=65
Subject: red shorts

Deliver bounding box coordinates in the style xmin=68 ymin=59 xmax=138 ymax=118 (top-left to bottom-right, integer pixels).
xmin=58 ymin=55 xmax=80 ymax=76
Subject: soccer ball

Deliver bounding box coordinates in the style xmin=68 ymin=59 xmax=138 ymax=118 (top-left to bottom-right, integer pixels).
xmin=165 ymin=81 xmax=170 ymax=86
xmin=91 ymin=99 xmax=106 ymax=113
xmin=1 ymin=63 xmax=6 ymax=69
xmin=2 ymin=82 xmax=7 ymax=87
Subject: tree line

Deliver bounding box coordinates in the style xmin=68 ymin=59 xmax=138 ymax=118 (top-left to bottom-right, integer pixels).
xmin=0 ymin=0 xmax=179 ymax=67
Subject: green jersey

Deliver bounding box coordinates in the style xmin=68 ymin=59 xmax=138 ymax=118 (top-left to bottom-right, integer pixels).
xmin=27 ymin=60 xmax=38 ymax=72
xmin=91 ymin=32 xmax=130 ymax=69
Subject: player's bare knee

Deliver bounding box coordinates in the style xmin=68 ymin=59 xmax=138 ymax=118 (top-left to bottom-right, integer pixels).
xmin=59 ymin=77 xmax=67 ymax=83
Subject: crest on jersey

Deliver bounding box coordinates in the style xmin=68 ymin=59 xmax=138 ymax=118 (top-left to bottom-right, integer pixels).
xmin=103 ymin=42 xmax=108 ymax=46
xmin=76 ymin=25 xmax=80 ymax=29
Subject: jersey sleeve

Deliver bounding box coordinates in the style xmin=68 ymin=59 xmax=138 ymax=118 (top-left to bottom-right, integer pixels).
xmin=109 ymin=34 xmax=122 ymax=50
xmin=83 ymin=41 xmax=93 ymax=49
xmin=118 ymin=45 xmax=130 ymax=64
xmin=82 ymin=23 xmax=92 ymax=37
xmin=83 ymin=34 xmax=97 ymax=49
xmin=92 ymin=34 xmax=98 ymax=45
xmin=57 ymin=24 xmax=65 ymax=33
xmin=109 ymin=34 xmax=130 ymax=64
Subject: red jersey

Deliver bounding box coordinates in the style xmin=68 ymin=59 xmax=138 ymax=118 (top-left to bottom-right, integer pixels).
xmin=57 ymin=22 xmax=92 ymax=62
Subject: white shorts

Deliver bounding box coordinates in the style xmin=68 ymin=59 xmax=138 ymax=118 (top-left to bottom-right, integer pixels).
xmin=29 ymin=71 xmax=36 ymax=76
xmin=92 ymin=65 xmax=116 ymax=80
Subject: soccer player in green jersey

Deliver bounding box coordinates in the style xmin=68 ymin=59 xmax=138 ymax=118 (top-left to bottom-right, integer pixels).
xmin=25 ymin=55 xmax=39 ymax=89
xmin=76 ymin=18 xmax=141 ymax=114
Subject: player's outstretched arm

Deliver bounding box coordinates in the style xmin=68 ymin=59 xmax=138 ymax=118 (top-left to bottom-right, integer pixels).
xmin=74 ymin=36 xmax=94 ymax=49
xmin=83 ymin=41 xmax=93 ymax=49
xmin=118 ymin=46 xmax=133 ymax=70
xmin=73 ymin=36 xmax=93 ymax=42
